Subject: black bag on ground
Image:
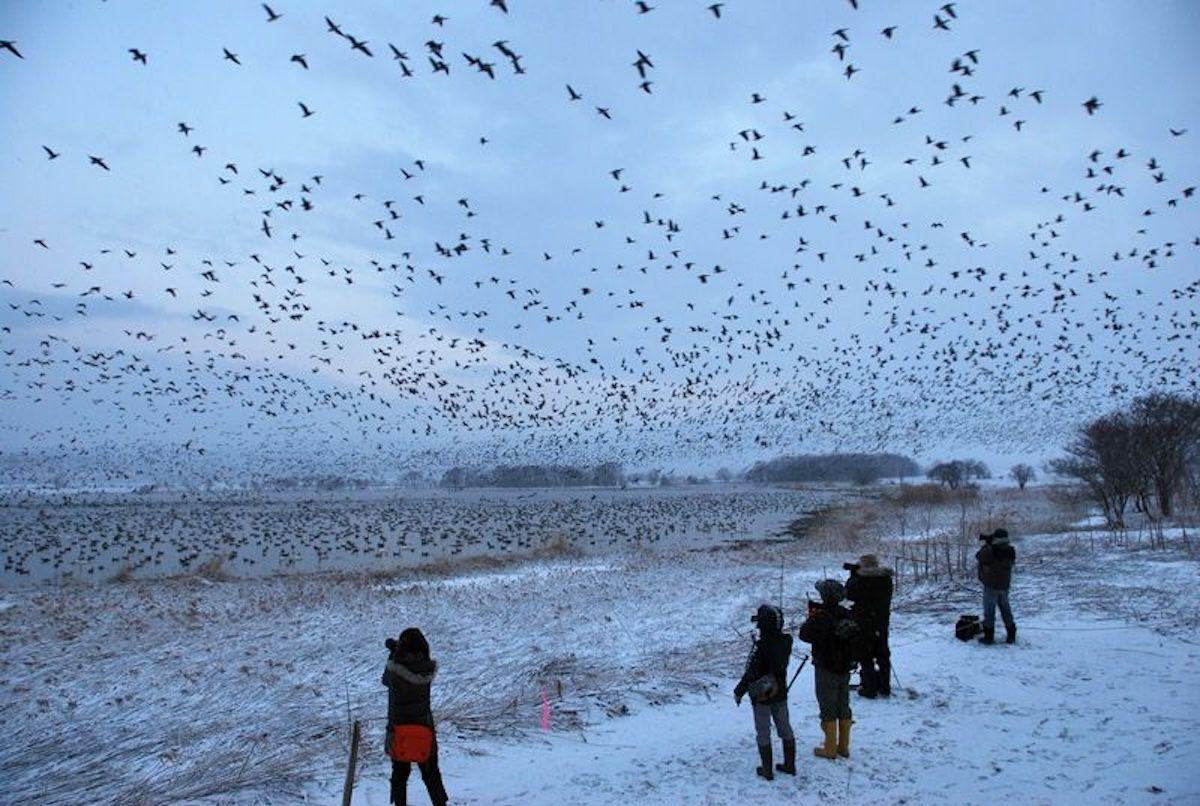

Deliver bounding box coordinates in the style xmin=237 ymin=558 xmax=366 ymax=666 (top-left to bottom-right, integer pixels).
xmin=955 ymin=614 xmax=981 ymax=641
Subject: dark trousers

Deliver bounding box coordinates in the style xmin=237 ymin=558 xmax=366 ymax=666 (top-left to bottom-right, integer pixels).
xmin=858 ymin=627 xmax=891 ymax=696
xmin=390 ymin=737 xmax=448 ymax=806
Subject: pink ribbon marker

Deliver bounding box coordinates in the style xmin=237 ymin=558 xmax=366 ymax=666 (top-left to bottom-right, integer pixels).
xmin=540 ymin=688 xmax=551 ymax=732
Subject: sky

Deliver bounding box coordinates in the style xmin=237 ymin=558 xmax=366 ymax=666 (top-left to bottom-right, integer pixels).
xmin=0 ymin=0 xmax=1197 ymax=481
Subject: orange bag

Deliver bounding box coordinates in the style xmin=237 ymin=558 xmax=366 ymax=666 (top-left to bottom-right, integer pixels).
xmin=386 ymin=724 xmax=434 ymax=763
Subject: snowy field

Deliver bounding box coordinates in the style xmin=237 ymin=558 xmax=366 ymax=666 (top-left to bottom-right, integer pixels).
xmin=338 ymin=525 xmax=1200 ymax=806
xmin=1 ymin=487 xmax=1197 ymax=805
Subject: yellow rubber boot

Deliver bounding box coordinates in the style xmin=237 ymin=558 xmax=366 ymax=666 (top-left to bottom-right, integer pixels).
xmin=813 ymin=720 xmax=838 ymax=759
xmin=837 ymin=718 xmax=852 ymax=758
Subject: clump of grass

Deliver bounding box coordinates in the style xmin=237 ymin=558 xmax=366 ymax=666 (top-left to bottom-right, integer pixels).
xmin=109 ymin=564 xmax=135 ymax=584
xmin=195 ymin=555 xmax=233 ymax=582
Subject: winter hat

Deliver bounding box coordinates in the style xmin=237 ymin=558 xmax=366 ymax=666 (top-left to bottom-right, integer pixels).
xmin=990 ymin=528 xmax=1009 ymax=542
xmin=815 ymin=579 xmax=845 ymax=605
xmin=754 ymin=603 xmax=782 ymax=632
xmin=858 ymin=553 xmax=879 ymax=570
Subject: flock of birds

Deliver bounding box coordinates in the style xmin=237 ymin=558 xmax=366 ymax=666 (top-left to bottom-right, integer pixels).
xmin=0 ymin=0 xmax=1197 ymax=487
xmin=0 ymin=485 xmax=828 ymax=580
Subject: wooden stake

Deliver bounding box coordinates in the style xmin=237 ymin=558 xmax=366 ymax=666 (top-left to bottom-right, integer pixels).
xmin=342 ymin=720 xmax=361 ymax=806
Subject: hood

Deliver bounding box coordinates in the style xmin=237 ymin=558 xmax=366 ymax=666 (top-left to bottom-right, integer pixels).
xmin=387 ymin=654 xmax=438 ymax=685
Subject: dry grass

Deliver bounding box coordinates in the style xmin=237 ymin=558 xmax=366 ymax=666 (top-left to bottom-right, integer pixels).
xmin=195 ymin=555 xmax=234 ymax=582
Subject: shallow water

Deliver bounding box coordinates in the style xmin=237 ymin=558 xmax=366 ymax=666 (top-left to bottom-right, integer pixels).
xmin=0 ymin=483 xmax=846 ymax=586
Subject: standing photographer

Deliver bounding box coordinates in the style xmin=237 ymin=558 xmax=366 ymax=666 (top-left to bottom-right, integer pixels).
xmin=382 ymin=627 xmax=449 ymax=806
xmin=976 ymin=528 xmax=1017 ymax=644
xmin=798 ymin=580 xmax=857 ymax=761
xmin=845 ymin=554 xmax=893 ymax=698
xmin=733 ymin=604 xmax=796 ymax=780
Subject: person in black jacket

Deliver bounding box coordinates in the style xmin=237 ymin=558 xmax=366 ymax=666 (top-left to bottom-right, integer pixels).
xmin=845 ymin=553 xmax=893 ymax=698
xmin=382 ymin=627 xmax=448 ymax=806
xmin=976 ymin=528 xmax=1017 ymax=644
xmin=798 ymin=579 xmax=855 ymax=760
xmin=733 ymin=604 xmax=796 ymax=780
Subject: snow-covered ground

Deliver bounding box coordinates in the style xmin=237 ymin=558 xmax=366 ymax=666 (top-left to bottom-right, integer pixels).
xmin=1 ymin=488 xmax=1196 ymax=804
xmin=336 ymin=528 xmax=1200 ymax=806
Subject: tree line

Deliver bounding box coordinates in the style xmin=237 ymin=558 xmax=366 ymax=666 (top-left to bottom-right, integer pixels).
xmin=745 ymin=453 xmax=921 ymax=485
xmin=441 ymin=462 xmax=625 ymax=489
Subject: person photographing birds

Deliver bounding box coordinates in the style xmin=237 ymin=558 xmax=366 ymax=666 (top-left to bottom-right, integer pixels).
xmin=976 ymin=529 xmax=1017 ymax=644
xmin=382 ymin=628 xmax=449 ymax=806
xmin=733 ymin=604 xmax=796 ymax=780
xmin=844 ymin=554 xmax=893 ymax=698
xmin=798 ymin=579 xmax=859 ymax=760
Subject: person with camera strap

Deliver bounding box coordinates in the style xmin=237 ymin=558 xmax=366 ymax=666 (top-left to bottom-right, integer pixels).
xmin=733 ymin=604 xmax=797 ymax=780
xmin=798 ymin=579 xmax=859 ymax=761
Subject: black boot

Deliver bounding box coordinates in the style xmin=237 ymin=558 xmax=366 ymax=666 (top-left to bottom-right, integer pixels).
xmin=775 ymin=739 xmax=796 ymax=775
xmin=756 ymin=744 xmax=774 ymax=780
xmin=980 ymin=627 xmax=995 ymax=645
xmin=1005 ymin=625 xmax=1017 ymax=644
xmin=858 ymin=664 xmax=878 ymax=699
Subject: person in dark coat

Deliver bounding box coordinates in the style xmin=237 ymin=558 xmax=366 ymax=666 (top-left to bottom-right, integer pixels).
xmin=845 ymin=553 xmax=893 ymax=698
xmin=733 ymin=604 xmax=796 ymax=780
xmin=382 ymin=627 xmax=448 ymax=806
xmin=798 ymin=579 xmax=855 ymax=760
xmin=976 ymin=528 xmax=1017 ymax=644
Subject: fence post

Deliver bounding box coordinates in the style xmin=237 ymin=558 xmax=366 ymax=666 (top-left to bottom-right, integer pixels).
xmin=342 ymin=719 xmax=361 ymax=806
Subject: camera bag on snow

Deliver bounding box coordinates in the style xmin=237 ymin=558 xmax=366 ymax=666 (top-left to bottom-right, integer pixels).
xmin=955 ymin=614 xmax=982 ymax=642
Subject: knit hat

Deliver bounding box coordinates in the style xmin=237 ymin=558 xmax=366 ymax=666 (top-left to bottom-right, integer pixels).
xmin=990 ymin=528 xmax=1010 ymax=542
xmin=754 ymin=603 xmax=782 ymax=632
xmin=858 ymin=553 xmax=879 ymax=570
xmin=815 ymin=578 xmax=845 ymax=604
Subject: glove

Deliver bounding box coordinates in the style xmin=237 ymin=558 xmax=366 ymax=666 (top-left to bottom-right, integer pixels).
xmin=735 ymin=692 xmax=743 ymax=706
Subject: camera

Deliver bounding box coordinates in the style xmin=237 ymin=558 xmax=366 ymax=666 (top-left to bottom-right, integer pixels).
xmin=843 ymin=562 xmax=860 ymax=573
xmin=385 ymin=637 xmax=399 ymax=652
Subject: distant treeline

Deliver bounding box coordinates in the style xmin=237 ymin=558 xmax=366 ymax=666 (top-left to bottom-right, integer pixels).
xmin=441 ymin=462 xmax=625 ymax=489
xmin=745 ymin=453 xmax=920 ymax=484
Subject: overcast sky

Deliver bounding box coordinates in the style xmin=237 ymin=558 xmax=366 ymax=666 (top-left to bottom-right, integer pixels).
xmin=1 ymin=1 xmax=1197 ymax=478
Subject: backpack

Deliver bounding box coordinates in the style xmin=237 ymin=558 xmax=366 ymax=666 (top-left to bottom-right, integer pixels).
xmin=955 ymin=614 xmax=981 ymax=642
xmin=828 ymin=616 xmax=861 ymax=672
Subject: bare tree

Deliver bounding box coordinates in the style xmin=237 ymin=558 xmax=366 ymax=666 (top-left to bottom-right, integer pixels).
xmin=1009 ymin=463 xmax=1036 ymax=490
xmin=927 ymin=461 xmax=965 ymax=489
xmin=1130 ymin=393 xmax=1200 ymax=518
xmin=1051 ymin=411 xmax=1145 ymax=528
